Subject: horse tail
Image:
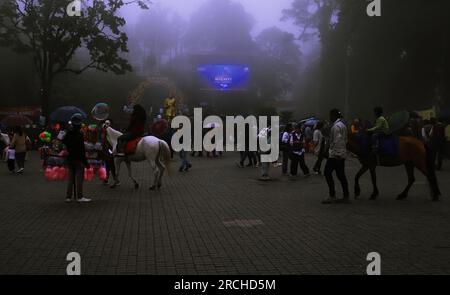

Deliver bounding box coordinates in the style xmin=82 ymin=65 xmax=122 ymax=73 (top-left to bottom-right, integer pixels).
xmin=159 ymin=140 xmax=171 ymax=176
xmin=424 ymin=143 xmax=441 ymax=198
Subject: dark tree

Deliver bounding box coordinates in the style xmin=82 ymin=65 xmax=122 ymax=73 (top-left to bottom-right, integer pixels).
xmin=0 ymin=0 xmax=150 ymax=120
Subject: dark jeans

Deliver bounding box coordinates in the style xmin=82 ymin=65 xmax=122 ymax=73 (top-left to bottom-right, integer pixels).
xmin=240 ymin=151 xmax=257 ymax=166
xmin=290 ymin=153 xmax=309 ymax=176
xmin=324 ymin=158 xmax=349 ymax=198
xmin=67 ymin=160 xmax=85 ymax=199
xmin=180 ymin=150 xmax=190 ymax=170
xmin=15 ymin=152 xmax=26 ymax=169
xmin=431 ymin=141 xmax=445 ymax=170
xmin=7 ymin=159 xmax=15 ymax=172
xmin=282 ymin=149 xmax=290 ymax=174
xmin=105 ymin=157 xmax=116 ymax=180
xmin=313 ymin=154 xmax=324 ymax=172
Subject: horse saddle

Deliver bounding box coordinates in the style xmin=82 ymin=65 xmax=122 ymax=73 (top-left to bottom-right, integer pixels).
xmin=377 ymin=135 xmax=399 ymax=157
xmin=124 ymin=137 xmax=142 ymax=155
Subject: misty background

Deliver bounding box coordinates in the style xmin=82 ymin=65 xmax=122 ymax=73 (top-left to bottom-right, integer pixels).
xmin=0 ymin=0 xmax=449 ymax=124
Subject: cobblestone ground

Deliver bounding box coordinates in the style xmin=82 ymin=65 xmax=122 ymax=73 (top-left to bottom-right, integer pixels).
xmin=0 ymin=152 xmax=449 ymax=275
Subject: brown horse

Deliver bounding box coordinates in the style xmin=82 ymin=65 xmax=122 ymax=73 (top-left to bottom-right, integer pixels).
xmin=347 ymin=132 xmax=441 ymax=201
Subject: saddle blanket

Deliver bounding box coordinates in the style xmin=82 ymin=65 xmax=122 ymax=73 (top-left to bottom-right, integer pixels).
xmin=378 ymin=136 xmax=399 ymax=156
xmin=125 ymin=137 xmax=142 ymax=155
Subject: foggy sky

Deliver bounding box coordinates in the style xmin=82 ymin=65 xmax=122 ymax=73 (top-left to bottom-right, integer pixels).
xmin=123 ymin=0 xmax=296 ymax=36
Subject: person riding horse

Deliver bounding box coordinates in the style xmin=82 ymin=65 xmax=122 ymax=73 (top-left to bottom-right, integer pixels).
xmin=367 ymin=106 xmax=389 ymax=152
xmin=116 ymin=104 xmax=147 ymax=156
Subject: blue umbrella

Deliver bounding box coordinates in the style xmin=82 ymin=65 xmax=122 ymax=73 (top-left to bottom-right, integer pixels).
xmin=300 ymin=117 xmax=318 ymax=126
xmin=50 ymin=106 xmax=87 ymax=123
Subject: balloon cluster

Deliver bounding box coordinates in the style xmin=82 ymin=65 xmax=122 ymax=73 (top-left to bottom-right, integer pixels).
xmin=44 ymin=166 xmax=68 ymax=181
xmin=44 ymin=166 xmax=108 ymax=181
xmin=39 ymin=131 xmax=52 ymax=143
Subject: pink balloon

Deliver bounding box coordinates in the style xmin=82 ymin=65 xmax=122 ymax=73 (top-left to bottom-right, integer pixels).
xmin=58 ymin=167 xmax=66 ymax=181
xmin=45 ymin=168 xmax=52 ymax=180
xmin=50 ymin=170 xmax=58 ymax=181
xmin=84 ymin=168 xmax=94 ymax=181
xmin=98 ymin=167 xmax=107 ymax=181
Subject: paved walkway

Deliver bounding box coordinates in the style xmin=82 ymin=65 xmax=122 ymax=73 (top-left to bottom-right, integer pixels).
xmin=0 ymin=152 xmax=449 ymax=274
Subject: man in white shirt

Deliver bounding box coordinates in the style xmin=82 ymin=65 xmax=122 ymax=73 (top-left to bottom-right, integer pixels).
xmin=322 ymin=109 xmax=350 ymax=204
xmin=312 ymin=122 xmax=325 ymax=174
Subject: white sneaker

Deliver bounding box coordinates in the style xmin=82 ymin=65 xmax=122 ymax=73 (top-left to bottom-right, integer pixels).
xmin=77 ymin=197 xmax=92 ymax=203
xmin=16 ymin=168 xmax=24 ymax=173
xmin=65 ymin=198 xmax=72 ymax=203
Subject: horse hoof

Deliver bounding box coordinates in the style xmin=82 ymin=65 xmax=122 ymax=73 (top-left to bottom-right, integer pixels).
xmin=157 ymin=184 xmax=162 ymax=190
xmin=149 ymin=186 xmax=156 ymax=191
xmin=134 ymin=183 xmax=139 ymax=189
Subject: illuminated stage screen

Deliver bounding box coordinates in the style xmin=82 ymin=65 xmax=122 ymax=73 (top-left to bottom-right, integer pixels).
xmin=197 ymin=64 xmax=250 ymax=91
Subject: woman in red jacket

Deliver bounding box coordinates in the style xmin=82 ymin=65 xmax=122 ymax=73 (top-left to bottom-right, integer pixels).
xmin=116 ymin=104 xmax=147 ymax=156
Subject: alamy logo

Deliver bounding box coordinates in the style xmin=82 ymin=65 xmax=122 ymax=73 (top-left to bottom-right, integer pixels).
xmin=66 ymin=252 xmax=81 ymax=275
xmin=67 ymin=0 xmax=81 ymax=17
xmin=366 ymin=252 xmax=381 ymax=275
xmin=366 ymin=0 xmax=381 ymax=17
xmin=171 ymin=108 xmax=280 ymax=163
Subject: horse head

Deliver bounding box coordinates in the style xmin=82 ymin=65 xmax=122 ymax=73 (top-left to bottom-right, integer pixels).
xmin=104 ymin=126 xmax=122 ymax=153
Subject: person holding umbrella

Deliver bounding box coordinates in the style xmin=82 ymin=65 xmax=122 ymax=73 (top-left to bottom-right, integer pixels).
xmin=10 ymin=126 xmax=29 ymax=173
xmin=62 ymin=114 xmax=91 ymax=203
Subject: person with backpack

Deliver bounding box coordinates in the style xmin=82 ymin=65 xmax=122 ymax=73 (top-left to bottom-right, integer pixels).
xmin=289 ymin=123 xmax=310 ymax=177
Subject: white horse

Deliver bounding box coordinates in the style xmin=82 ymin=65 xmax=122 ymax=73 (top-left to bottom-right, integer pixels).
xmin=0 ymin=133 xmax=9 ymax=146
xmin=1 ymin=133 xmax=10 ymax=160
xmin=104 ymin=125 xmax=171 ymax=190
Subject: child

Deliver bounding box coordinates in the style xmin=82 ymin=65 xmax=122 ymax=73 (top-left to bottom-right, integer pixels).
xmin=6 ymin=146 xmax=15 ymax=173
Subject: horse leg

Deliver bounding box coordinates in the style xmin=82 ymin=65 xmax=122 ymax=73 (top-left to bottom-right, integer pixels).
xmin=155 ymin=155 xmax=165 ymax=190
xmin=369 ymin=166 xmax=379 ymax=200
xmin=126 ymin=161 xmax=139 ymax=189
xmin=397 ymin=163 xmax=415 ymax=200
xmin=354 ymin=165 xmax=368 ymax=198
xmin=110 ymin=158 xmax=122 ymax=188
xmin=149 ymin=161 xmax=157 ymax=190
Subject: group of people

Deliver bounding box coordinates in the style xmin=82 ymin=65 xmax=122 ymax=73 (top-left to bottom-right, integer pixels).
xmin=2 ymin=103 xmax=448 ymax=205
xmin=279 ymin=109 xmax=351 ymax=203
xmin=1 ymin=126 xmax=31 ymax=174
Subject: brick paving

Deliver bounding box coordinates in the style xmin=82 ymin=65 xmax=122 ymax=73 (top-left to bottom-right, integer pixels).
xmin=0 ymin=152 xmax=449 ymax=274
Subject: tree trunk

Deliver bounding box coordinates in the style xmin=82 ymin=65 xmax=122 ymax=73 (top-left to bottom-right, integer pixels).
xmin=40 ymin=79 xmax=52 ymax=125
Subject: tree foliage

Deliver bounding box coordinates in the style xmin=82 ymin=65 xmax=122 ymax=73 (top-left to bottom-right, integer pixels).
xmin=285 ymin=0 xmax=450 ymax=119
xmin=0 ymin=0 xmax=149 ymax=118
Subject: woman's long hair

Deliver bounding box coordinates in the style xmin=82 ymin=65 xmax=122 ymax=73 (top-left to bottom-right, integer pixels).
xmin=14 ymin=126 xmax=23 ymax=136
xmin=132 ymin=104 xmax=147 ymax=123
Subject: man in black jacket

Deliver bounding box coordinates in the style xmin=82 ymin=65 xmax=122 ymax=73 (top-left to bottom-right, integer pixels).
xmin=62 ymin=114 xmax=91 ymax=203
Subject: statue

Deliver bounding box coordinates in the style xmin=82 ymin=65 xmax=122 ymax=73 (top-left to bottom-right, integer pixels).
xmin=164 ymin=94 xmax=177 ymax=121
